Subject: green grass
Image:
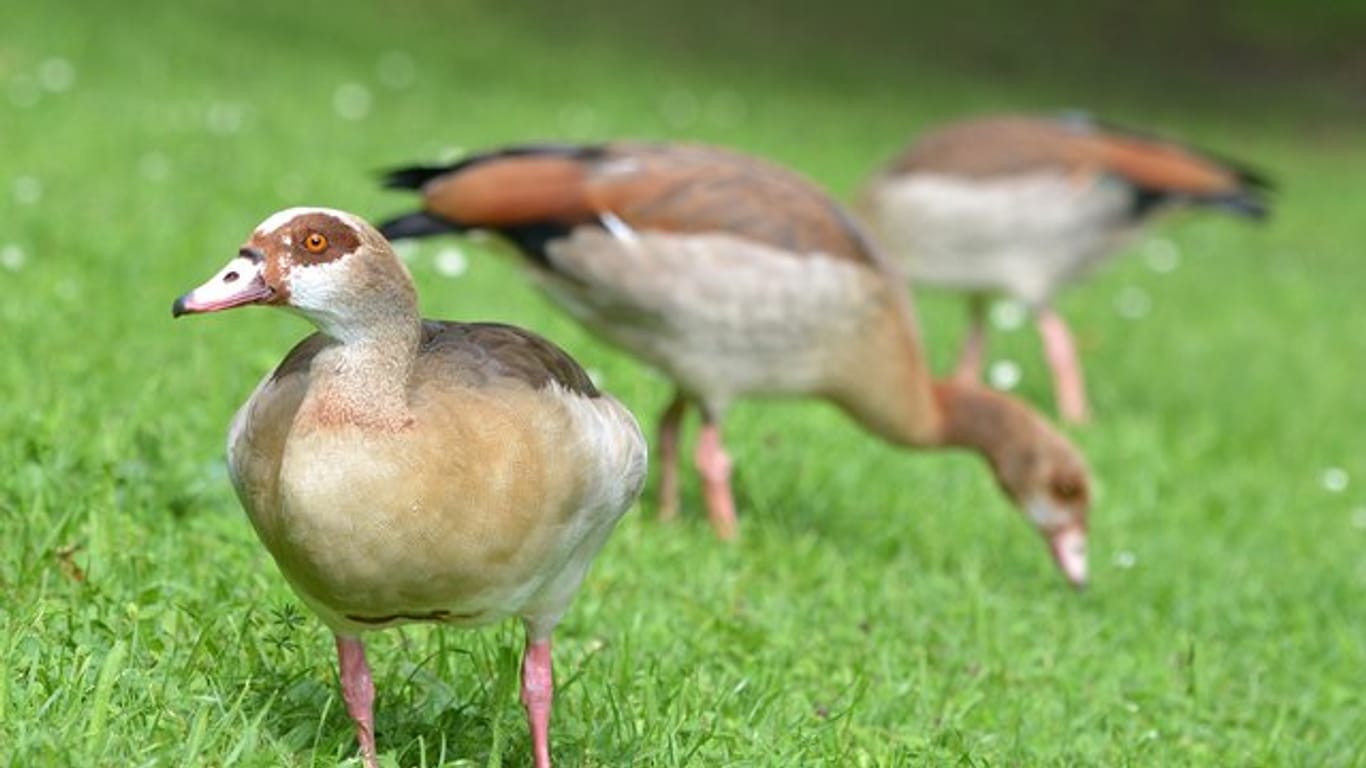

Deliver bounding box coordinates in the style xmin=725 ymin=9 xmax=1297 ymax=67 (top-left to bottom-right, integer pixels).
xmin=4 ymin=0 xmax=1366 ymax=765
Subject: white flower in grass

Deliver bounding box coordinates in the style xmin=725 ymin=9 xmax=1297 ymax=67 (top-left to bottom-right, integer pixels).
xmin=39 ymin=57 xmax=76 ymax=92
xmin=138 ymin=152 xmax=170 ymax=182
xmin=377 ymin=51 xmax=417 ymax=89
xmin=1321 ymin=467 xmax=1349 ymax=493
xmin=333 ymin=83 xmax=372 ymax=121
xmin=56 ymin=278 xmax=82 ymax=301
xmin=989 ymin=299 xmax=1027 ymax=331
xmin=1114 ymin=551 xmax=1136 ymax=569
xmin=1143 ymin=238 xmax=1181 ymax=274
xmin=433 ymin=246 xmax=468 ymax=278
xmin=205 ymin=101 xmax=245 ymax=135
xmin=1350 ymin=507 xmax=1366 ymax=530
xmin=13 ymin=176 xmax=42 ymax=205
xmin=988 ymin=359 xmax=1021 ymax=391
xmin=558 ymin=104 xmax=599 ymax=137
xmin=1 ymin=244 xmax=26 ymax=272
xmin=1114 ymin=285 xmax=1151 ymax=320
xmin=390 ymin=240 xmax=418 ymax=263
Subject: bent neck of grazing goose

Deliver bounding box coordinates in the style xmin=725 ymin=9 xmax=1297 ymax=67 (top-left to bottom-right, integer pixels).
xmin=823 ymin=301 xmax=1088 ymax=489
xmin=926 ymin=379 xmax=1048 ymax=467
xmin=926 ymin=378 xmax=1092 ymax=589
xmin=826 ymin=312 xmax=1091 ymax=585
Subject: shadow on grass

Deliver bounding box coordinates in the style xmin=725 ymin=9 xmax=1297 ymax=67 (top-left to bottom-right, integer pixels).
xmin=232 ymin=615 xmax=617 ymax=766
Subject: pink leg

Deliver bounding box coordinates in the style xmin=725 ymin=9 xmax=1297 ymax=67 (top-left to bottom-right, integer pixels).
xmin=1037 ymin=306 xmax=1090 ymax=424
xmin=656 ymin=393 xmax=688 ymax=522
xmin=521 ymin=637 xmax=554 ymax=768
xmin=694 ymin=418 xmax=737 ymax=540
xmin=335 ymin=635 xmax=379 ymax=768
xmin=953 ymin=297 xmax=988 ymax=382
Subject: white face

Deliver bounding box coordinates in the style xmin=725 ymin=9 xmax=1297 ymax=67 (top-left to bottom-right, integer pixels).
xmin=1024 ymin=493 xmax=1076 ymax=530
xmin=284 ymin=257 xmax=355 ymax=331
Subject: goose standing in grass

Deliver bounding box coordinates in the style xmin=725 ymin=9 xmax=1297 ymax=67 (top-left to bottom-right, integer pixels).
xmin=377 ymin=142 xmax=1092 ymax=586
xmin=859 ymin=113 xmax=1271 ymax=423
xmin=172 ymin=207 xmax=647 ymax=768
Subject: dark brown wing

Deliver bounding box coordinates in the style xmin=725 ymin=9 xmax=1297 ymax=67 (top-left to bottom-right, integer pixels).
xmin=381 ymin=142 xmax=880 ymax=265
xmin=418 ymin=321 xmax=600 ymax=398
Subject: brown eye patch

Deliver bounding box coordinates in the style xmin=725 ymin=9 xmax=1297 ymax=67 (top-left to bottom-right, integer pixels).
xmin=287 ymin=212 xmax=361 ymax=264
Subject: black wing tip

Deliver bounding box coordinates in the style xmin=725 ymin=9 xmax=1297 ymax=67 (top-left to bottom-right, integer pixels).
xmin=1067 ymin=111 xmax=1277 ymax=195
xmin=1216 ymin=193 xmax=1272 ymax=221
xmin=381 ymin=165 xmax=450 ymax=190
xmin=377 ymin=211 xmax=460 ymax=241
xmin=1234 ymin=165 xmax=1275 ymax=194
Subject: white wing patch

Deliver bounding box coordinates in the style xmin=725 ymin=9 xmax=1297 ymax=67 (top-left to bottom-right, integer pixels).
xmin=598 ymin=211 xmax=638 ymax=243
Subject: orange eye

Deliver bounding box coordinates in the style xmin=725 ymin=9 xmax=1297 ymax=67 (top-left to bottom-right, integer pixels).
xmin=304 ymin=233 xmax=328 ymax=253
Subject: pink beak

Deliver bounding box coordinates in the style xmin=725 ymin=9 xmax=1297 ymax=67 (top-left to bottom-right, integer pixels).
xmin=172 ymin=249 xmax=273 ymax=317
xmin=1047 ymin=525 xmax=1088 ymax=589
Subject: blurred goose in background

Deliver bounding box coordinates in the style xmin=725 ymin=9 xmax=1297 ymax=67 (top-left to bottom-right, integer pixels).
xmin=378 ymin=142 xmax=1092 ymax=586
xmin=858 ymin=113 xmax=1272 ymax=423
xmin=172 ymin=207 xmax=647 ymax=768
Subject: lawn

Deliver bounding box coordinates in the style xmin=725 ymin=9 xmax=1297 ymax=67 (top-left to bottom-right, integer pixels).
xmin=3 ymin=0 xmax=1365 ymax=765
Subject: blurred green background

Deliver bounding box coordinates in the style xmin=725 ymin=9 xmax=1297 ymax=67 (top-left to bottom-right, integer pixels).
xmin=3 ymin=1 xmax=1364 ymax=765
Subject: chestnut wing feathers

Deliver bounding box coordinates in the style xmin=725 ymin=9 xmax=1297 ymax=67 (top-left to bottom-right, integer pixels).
xmin=887 ymin=115 xmax=1271 ymax=218
xmin=380 ymin=143 xmax=881 ymax=266
xmin=585 ymin=144 xmax=877 ymax=264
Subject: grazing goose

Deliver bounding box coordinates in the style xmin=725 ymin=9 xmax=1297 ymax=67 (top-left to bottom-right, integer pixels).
xmin=859 ymin=113 xmax=1271 ymax=423
xmin=172 ymin=207 xmax=647 ymax=768
xmin=378 ymin=142 xmax=1092 ymax=586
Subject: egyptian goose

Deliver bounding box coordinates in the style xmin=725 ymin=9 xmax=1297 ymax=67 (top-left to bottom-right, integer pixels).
xmin=377 ymin=142 xmax=1092 ymax=586
xmin=859 ymin=113 xmax=1271 ymax=423
xmin=172 ymin=207 xmax=647 ymax=768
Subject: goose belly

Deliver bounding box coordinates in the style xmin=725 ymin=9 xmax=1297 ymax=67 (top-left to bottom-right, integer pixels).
xmin=260 ymin=425 xmax=569 ymax=632
xmin=864 ymin=172 xmax=1137 ymax=304
xmin=537 ymin=228 xmax=885 ymax=407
